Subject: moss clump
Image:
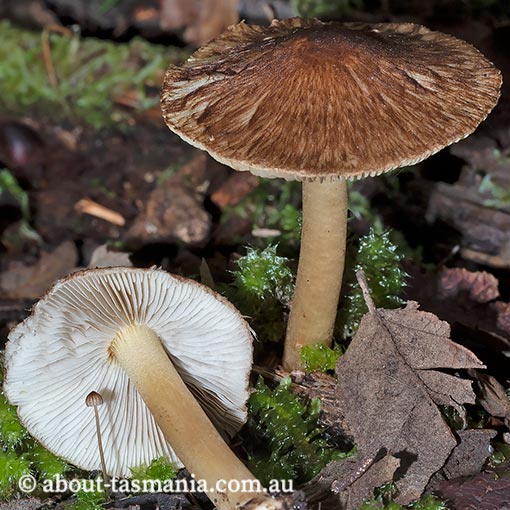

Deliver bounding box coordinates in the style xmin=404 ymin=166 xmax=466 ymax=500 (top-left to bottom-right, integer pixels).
xmin=338 ymin=228 xmax=408 ymax=338
xmin=0 ymin=394 xmax=28 ymax=452
xmin=300 ymin=343 xmax=342 ymax=372
xmin=223 ymin=245 xmax=294 ymax=342
xmin=130 ymin=457 xmax=178 ymax=482
xmin=0 ymin=20 xmax=188 ymax=128
xmin=0 ymin=451 xmax=31 ymax=500
xmin=69 ymin=484 xmax=106 ymax=510
xmin=233 ymin=245 xmax=294 ymax=302
xmin=247 ymin=377 xmax=352 ymax=486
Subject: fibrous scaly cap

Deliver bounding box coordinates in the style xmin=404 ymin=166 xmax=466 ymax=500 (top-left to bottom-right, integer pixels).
xmin=161 ymin=18 xmax=501 ymax=181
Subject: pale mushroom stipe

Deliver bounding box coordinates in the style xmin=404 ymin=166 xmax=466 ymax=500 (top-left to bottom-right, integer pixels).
xmin=4 ymin=267 xmax=279 ymax=510
xmin=160 ymin=17 xmax=502 ymax=370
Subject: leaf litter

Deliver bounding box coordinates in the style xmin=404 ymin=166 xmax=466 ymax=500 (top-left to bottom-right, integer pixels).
xmin=308 ymin=271 xmax=486 ymax=509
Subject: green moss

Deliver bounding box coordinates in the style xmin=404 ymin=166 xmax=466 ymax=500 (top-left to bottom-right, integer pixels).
xmin=130 ymin=457 xmax=178 ymax=481
xmin=412 ymin=496 xmax=448 ymax=510
xmin=222 ymin=245 xmax=294 ymax=342
xmin=28 ymin=443 xmax=68 ymax=480
xmin=233 ymin=245 xmax=294 ymax=302
xmin=0 ymin=169 xmax=30 ymax=222
xmin=361 ymin=483 xmax=447 ymax=510
xmin=300 ymin=343 xmax=342 ymax=372
xmin=247 ymin=377 xmax=352 ymax=486
xmin=479 ymin=175 xmax=510 ymax=211
xmin=337 ymin=228 xmax=408 ymax=338
xmin=0 ymin=393 xmax=28 ymax=451
xmin=293 ymin=0 xmax=363 ymax=17
xmin=348 ymin=188 xmax=381 ymax=226
xmin=488 ymin=442 xmax=510 ymax=468
xmin=0 ymin=20 xmax=188 ymax=128
xmin=0 ymin=451 xmax=31 ymax=499
xmin=221 ymin=179 xmax=302 ymax=253
xmin=359 ymin=496 xmax=448 ymax=510
xmin=69 ymin=485 xmax=106 ymax=510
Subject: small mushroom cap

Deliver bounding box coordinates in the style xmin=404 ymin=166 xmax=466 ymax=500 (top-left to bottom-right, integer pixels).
xmin=85 ymin=391 xmax=104 ymax=407
xmin=4 ymin=267 xmax=253 ymax=477
xmin=161 ymin=18 xmax=501 ymax=181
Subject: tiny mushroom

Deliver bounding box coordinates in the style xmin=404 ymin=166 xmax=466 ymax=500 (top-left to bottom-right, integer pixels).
xmin=160 ymin=18 xmax=501 ymax=370
xmin=85 ymin=391 xmax=110 ymax=494
xmin=4 ymin=267 xmax=275 ymax=510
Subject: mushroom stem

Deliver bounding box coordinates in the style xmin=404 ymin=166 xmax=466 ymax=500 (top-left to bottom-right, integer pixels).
xmin=110 ymin=325 xmax=264 ymax=510
xmin=283 ymin=179 xmax=348 ymax=371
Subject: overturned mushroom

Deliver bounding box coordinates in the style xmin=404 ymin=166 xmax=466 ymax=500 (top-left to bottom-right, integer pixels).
xmin=4 ymin=267 xmax=274 ymax=510
xmin=160 ymin=18 xmax=501 ymax=370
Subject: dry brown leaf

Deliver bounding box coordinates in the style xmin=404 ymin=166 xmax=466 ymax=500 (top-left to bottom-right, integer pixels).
xmin=441 ymin=429 xmax=496 ymax=480
xmin=0 ymin=241 xmax=77 ymax=299
xmin=471 ymin=371 xmax=510 ymax=423
xmin=127 ymin=174 xmax=211 ymax=247
xmin=160 ymin=0 xmax=197 ymax=30
xmin=88 ymin=244 xmax=132 ymax=268
xmin=160 ymin=0 xmax=239 ymax=45
xmin=211 ymin=172 xmax=259 ymax=208
xmin=338 ymin=455 xmax=401 ymax=510
xmin=435 ymin=470 xmax=510 ymax=510
xmin=332 ymin=295 xmax=485 ymax=506
xmin=438 ymin=267 xmax=499 ymax=303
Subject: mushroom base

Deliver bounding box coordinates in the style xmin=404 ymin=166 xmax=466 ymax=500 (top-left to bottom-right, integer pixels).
xmin=109 ymin=324 xmax=267 ymax=510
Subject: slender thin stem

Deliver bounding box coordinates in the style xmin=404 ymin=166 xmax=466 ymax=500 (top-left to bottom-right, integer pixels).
xmin=283 ymin=179 xmax=348 ymax=371
xmin=93 ymin=405 xmax=110 ymax=497
xmin=109 ymin=325 xmax=265 ymax=510
xmin=86 ymin=391 xmax=110 ymax=497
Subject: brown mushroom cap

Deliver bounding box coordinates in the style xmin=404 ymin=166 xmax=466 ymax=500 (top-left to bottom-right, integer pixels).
xmin=161 ymin=18 xmax=501 ymax=181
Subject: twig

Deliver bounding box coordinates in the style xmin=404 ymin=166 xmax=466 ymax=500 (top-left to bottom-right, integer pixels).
xmin=75 ymin=198 xmax=126 ymax=226
xmin=355 ymin=270 xmax=376 ymax=314
xmin=41 ymin=24 xmax=73 ymax=87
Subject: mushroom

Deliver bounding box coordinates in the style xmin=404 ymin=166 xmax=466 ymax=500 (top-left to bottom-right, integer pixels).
xmin=4 ymin=267 xmax=272 ymax=510
xmin=160 ymin=18 xmax=501 ymax=370
xmin=85 ymin=391 xmax=110 ymax=495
